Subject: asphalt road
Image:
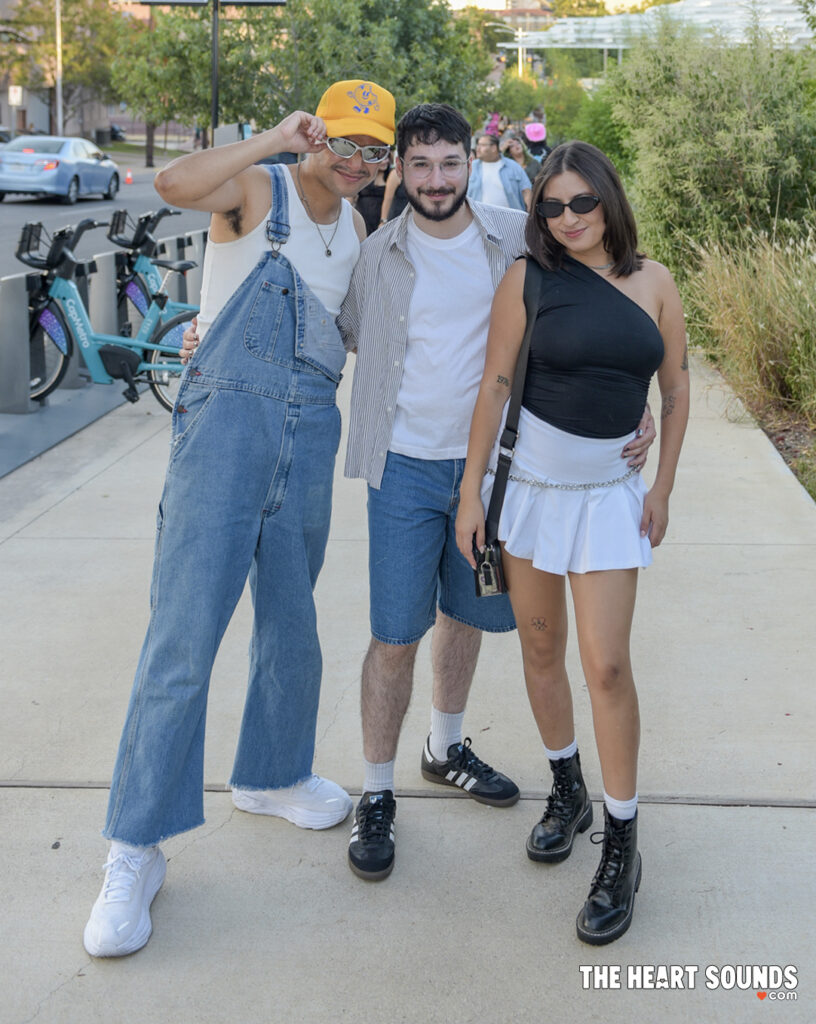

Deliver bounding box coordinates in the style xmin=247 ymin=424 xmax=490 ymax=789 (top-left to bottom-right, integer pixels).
xmin=0 ymin=177 xmax=210 ymax=278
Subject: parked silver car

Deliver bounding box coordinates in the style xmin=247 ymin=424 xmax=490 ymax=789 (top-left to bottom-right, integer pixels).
xmin=0 ymin=135 xmax=120 ymax=204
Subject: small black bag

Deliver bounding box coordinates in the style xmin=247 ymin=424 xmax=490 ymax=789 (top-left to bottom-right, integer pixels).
xmin=474 ymin=258 xmax=543 ymax=597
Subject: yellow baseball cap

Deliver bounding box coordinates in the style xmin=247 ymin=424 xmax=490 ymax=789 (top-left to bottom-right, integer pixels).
xmin=316 ymin=80 xmax=395 ymax=146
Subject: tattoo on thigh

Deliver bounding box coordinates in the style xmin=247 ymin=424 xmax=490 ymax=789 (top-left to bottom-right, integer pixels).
xmin=497 ymin=375 xmax=510 ymax=387
xmin=661 ymin=394 xmax=676 ymax=419
xmin=531 ymin=617 xmax=548 ymax=631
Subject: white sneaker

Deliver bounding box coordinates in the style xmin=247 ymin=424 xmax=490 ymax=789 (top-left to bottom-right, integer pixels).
xmin=83 ymin=843 xmax=166 ymax=957
xmin=232 ymin=774 xmax=352 ymax=830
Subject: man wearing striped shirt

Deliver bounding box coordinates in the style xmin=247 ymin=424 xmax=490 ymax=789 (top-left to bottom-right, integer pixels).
xmin=339 ymin=104 xmax=527 ymax=881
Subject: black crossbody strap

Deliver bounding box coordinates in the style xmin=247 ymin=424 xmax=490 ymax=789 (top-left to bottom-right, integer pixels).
xmin=485 ymin=258 xmax=543 ymax=545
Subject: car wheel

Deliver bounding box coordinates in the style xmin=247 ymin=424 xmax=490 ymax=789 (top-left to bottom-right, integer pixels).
xmin=62 ymin=177 xmax=79 ymax=205
xmin=0 ymin=192 xmax=5 ymax=202
xmin=104 ymin=173 xmax=119 ymax=200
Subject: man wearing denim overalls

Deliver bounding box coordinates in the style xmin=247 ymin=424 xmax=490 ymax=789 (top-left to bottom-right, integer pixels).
xmin=83 ymin=80 xmax=396 ymax=958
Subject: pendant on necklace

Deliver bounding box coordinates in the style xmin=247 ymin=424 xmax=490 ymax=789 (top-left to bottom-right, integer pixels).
xmin=325 ymin=248 xmax=331 ymax=257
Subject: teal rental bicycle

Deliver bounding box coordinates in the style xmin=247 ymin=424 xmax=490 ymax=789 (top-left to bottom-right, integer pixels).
xmin=18 ymin=217 xmax=193 ymax=411
xmin=107 ymin=206 xmax=199 ymax=338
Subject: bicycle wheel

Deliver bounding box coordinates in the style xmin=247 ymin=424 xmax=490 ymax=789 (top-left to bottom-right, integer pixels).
xmin=146 ymin=312 xmax=194 ymax=412
xmin=30 ymin=302 xmax=73 ymax=400
xmin=117 ymin=274 xmax=152 ymax=339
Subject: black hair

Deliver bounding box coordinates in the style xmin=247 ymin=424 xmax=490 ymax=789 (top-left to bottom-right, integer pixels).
xmin=526 ymin=140 xmax=644 ymax=277
xmin=396 ymin=104 xmax=471 ymax=160
xmin=475 ymin=133 xmax=499 ymax=150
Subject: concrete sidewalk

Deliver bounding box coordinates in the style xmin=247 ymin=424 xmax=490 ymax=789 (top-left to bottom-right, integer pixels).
xmin=0 ymin=354 xmax=813 ymax=1023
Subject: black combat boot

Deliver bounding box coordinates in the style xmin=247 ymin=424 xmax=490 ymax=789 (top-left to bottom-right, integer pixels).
xmin=526 ymin=752 xmax=592 ymax=863
xmin=576 ymin=807 xmax=642 ymax=945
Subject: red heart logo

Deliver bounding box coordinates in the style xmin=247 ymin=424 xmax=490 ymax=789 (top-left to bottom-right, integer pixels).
xmin=757 ymin=992 xmax=767 ymax=1000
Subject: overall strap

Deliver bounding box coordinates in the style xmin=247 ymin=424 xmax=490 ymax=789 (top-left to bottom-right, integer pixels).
xmin=485 ymin=257 xmax=544 ymax=546
xmin=262 ymin=164 xmax=291 ymax=250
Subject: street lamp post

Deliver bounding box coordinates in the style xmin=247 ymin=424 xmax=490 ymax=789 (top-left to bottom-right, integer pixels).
xmin=55 ymin=0 xmax=64 ymax=135
xmin=485 ymin=20 xmax=526 ymax=77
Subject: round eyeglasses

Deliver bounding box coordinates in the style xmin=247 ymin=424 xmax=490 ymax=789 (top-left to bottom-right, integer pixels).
xmin=536 ymin=194 xmax=601 ymax=219
xmin=325 ymin=137 xmax=391 ymax=164
xmin=402 ymin=158 xmax=468 ymax=179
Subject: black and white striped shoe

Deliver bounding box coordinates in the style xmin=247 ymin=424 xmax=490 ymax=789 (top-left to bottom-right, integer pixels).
xmin=421 ymin=736 xmax=519 ymax=807
xmin=348 ymin=790 xmax=397 ymax=881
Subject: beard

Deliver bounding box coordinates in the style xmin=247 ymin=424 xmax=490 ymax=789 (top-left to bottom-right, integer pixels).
xmin=405 ymin=180 xmax=469 ymax=222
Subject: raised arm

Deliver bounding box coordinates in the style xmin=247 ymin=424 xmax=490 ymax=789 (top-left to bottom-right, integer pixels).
xmin=379 ymin=166 xmax=401 ymax=224
xmin=154 ymin=112 xmax=327 ymax=217
xmin=640 ymin=262 xmax=690 ymax=546
xmin=455 ymin=259 xmax=528 ymax=567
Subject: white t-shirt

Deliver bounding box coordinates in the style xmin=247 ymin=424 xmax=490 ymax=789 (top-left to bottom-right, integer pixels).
xmin=389 ymin=216 xmax=494 ymax=460
xmin=197 ymin=167 xmax=359 ymax=339
xmin=479 ymin=160 xmax=508 ymax=208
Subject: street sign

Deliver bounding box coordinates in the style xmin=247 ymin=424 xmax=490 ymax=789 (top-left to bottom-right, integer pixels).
xmin=8 ymin=85 xmax=22 ymax=106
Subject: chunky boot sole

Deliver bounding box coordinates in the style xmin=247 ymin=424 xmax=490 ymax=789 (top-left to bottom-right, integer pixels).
xmin=526 ymin=801 xmax=593 ymax=863
xmin=576 ymin=854 xmax=642 ymax=946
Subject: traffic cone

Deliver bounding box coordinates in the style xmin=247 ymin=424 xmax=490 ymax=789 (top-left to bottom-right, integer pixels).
xmin=125 ymin=169 xmax=133 ymax=185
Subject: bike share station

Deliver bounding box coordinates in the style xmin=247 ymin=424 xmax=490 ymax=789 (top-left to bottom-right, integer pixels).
xmin=0 ymin=212 xmax=207 ymax=478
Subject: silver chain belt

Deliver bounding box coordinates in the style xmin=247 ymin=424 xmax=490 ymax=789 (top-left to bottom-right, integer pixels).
xmin=485 ymin=464 xmax=639 ymax=492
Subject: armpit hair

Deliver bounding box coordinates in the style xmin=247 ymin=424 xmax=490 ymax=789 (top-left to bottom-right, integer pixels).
xmin=224 ymin=206 xmax=242 ymax=236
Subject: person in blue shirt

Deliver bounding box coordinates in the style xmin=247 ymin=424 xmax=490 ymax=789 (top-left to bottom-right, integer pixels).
xmin=467 ymin=133 xmax=531 ymax=211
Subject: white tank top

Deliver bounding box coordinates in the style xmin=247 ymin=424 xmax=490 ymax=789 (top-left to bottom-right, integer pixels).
xmin=197 ymin=166 xmax=359 ymax=339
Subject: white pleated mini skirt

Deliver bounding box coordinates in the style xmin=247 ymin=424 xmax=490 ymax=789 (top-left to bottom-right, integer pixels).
xmin=480 ymin=407 xmax=653 ymax=576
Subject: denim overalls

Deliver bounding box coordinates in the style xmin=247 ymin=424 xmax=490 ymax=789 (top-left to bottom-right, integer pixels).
xmin=104 ymin=166 xmax=346 ymax=846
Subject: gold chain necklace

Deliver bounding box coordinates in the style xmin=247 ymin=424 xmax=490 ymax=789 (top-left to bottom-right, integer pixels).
xmin=296 ymin=163 xmax=340 ymax=257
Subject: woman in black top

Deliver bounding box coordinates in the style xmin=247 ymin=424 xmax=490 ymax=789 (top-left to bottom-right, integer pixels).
xmin=456 ymin=141 xmax=689 ymax=945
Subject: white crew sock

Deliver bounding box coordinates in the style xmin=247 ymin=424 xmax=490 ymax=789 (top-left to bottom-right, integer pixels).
xmin=363 ymin=758 xmax=395 ymax=795
xmin=429 ymin=707 xmax=465 ymax=761
xmin=543 ymin=738 xmax=578 ymax=761
xmin=109 ymin=840 xmax=151 ymax=857
xmin=603 ymin=790 xmax=638 ymax=821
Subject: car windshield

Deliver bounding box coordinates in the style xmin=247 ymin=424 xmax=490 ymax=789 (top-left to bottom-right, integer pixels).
xmin=5 ymin=137 xmax=65 ymax=154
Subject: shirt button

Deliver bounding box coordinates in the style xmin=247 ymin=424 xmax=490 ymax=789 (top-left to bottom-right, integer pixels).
xmin=399 ymin=316 xmax=405 ymax=322
xmin=393 ymin=360 xmax=399 ymax=366
xmin=386 ymin=406 xmax=392 ymax=413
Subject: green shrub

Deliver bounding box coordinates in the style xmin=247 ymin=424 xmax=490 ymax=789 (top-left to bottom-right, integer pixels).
xmin=684 ymin=230 xmax=816 ymax=427
xmin=606 ymin=16 xmax=816 ymax=276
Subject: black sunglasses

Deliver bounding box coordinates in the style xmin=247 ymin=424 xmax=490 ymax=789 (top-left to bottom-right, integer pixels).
xmin=536 ymin=194 xmax=601 ymax=219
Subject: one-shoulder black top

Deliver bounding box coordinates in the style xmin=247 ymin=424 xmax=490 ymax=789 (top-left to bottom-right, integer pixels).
xmin=522 ymin=256 xmax=665 ymax=438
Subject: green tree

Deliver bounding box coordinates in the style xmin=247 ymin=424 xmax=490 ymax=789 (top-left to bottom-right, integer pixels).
xmin=491 ymin=72 xmax=546 ymax=123
xmin=549 ymin=1 xmax=608 ymax=16
xmin=540 ymin=50 xmax=585 ymax=144
xmin=607 ymin=17 xmax=816 ymax=271
xmin=109 ymin=0 xmax=493 ymax=143
xmin=567 ymin=83 xmax=632 ymax=175
xmin=0 ymin=0 xmax=123 ymax=131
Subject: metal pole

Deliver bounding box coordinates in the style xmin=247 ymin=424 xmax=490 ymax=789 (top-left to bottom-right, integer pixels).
xmin=211 ymin=0 xmax=219 ymax=134
xmin=517 ymin=29 xmax=523 ymax=77
xmin=55 ymin=0 xmax=64 ymax=135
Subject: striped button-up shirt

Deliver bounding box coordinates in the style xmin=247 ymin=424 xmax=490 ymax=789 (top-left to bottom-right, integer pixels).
xmin=339 ymin=200 xmax=527 ymax=488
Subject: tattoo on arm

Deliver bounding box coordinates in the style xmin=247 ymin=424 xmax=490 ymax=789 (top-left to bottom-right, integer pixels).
xmin=661 ymin=394 xmax=676 ymax=420
xmin=531 ymin=617 xmax=548 ymax=631
xmin=497 ymin=375 xmax=510 ymax=387
xmin=681 ymin=345 xmax=688 ymax=371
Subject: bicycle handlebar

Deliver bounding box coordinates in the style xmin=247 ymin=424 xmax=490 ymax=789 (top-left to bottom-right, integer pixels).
xmin=15 ymin=218 xmax=108 ymax=272
xmin=107 ymin=207 xmax=182 ymax=254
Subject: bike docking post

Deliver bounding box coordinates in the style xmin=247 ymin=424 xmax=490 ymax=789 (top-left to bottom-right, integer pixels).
xmin=60 ymin=260 xmax=98 ymax=390
xmin=0 ymin=274 xmax=38 ymax=414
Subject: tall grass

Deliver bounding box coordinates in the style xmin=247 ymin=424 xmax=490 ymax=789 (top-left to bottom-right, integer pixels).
xmin=684 ymin=231 xmax=816 ymax=428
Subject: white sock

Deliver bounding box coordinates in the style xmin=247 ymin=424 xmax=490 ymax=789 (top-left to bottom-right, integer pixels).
xmin=429 ymin=707 xmax=465 ymax=761
xmin=603 ymin=791 xmax=638 ymax=821
xmin=363 ymin=758 xmax=395 ymax=795
xmin=109 ymin=840 xmax=151 ymax=857
xmin=543 ymin=738 xmax=578 ymax=761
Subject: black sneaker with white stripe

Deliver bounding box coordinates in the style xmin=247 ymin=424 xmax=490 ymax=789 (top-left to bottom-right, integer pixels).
xmin=348 ymin=790 xmax=397 ymax=881
xmin=421 ymin=736 xmax=519 ymax=807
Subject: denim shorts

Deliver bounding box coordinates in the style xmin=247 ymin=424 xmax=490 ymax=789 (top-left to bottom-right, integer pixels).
xmin=367 ymin=452 xmax=516 ymax=645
